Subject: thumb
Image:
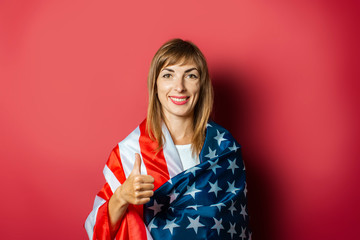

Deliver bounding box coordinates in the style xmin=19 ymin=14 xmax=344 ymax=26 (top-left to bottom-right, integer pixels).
xmin=131 ymin=153 xmax=141 ymax=175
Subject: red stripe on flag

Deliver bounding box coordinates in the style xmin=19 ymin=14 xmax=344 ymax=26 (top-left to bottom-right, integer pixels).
xmin=115 ymin=215 xmax=129 ymax=240
xmin=94 ymin=201 xmax=111 ymax=240
xmin=126 ymin=205 xmax=148 ymax=240
xmin=139 ymin=119 xmax=170 ymax=191
xmin=112 ymin=205 xmax=146 ymax=240
xmin=97 ymin=183 xmax=112 ymax=201
xmin=106 ymin=145 xmax=127 ymax=184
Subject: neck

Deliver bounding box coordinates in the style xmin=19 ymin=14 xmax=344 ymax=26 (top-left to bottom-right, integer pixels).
xmin=163 ymin=114 xmax=194 ymax=145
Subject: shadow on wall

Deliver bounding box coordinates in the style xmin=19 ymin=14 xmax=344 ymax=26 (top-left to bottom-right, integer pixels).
xmin=211 ymin=69 xmax=281 ymax=240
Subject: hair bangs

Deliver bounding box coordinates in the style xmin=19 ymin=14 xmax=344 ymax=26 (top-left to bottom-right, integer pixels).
xmin=156 ymin=44 xmax=204 ymax=79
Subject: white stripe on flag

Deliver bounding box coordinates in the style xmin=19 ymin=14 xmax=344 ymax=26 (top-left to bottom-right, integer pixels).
xmin=145 ymin=223 xmax=154 ymax=240
xmin=162 ymin=123 xmax=183 ymax=178
xmin=119 ymin=126 xmax=147 ymax=178
xmin=84 ymin=195 xmax=106 ymax=240
xmin=103 ymin=164 xmax=121 ymax=193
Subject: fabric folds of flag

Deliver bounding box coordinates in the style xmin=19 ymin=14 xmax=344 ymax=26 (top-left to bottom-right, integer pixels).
xmin=85 ymin=119 xmax=251 ymax=240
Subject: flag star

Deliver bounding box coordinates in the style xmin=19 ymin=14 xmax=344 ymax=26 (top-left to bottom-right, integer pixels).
xmin=228 ymin=142 xmax=240 ymax=152
xmin=168 ymin=189 xmax=179 ymax=204
xmin=163 ymin=218 xmax=180 ymax=235
xmin=186 ymin=216 xmax=205 ymax=234
xmin=227 ymin=158 xmax=239 ymax=174
xmin=228 ymin=200 xmax=237 ymax=216
xmin=168 ymin=179 xmax=173 ymax=185
xmin=208 ymin=180 xmax=222 ymax=197
xmin=214 ymin=130 xmax=227 ymax=146
xmin=240 ymin=227 xmax=247 ymax=240
xmin=207 ymin=123 xmax=212 ymax=128
xmin=184 ymin=183 xmax=201 ymax=199
xmin=205 ymin=147 xmax=218 ymax=159
xmin=227 ymin=222 xmax=237 ymax=239
xmin=240 ymin=204 xmax=248 ymax=220
xmin=211 ymin=217 xmax=224 ymax=235
xmin=226 ymin=181 xmax=241 ymax=195
xmin=207 ymin=159 xmax=221 ymax=174
xmin=211 ymin=202 xmax=226 ymax=211
xmin=187 ymin=205 xmax=202 ymax=210
xmin=148 ymin=199 xmax=164 ymax=216
xmin=148 ymin=219 xmax=158 ymax=232
xmin=248 ymin=231 xmax=252 ymax=240
xmin=184 ymin=166 xmax=201 ymax=177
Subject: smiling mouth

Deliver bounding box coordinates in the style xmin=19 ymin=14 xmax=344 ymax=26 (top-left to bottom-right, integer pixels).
xmin=169 ymin=96 xmax=189 ymax=105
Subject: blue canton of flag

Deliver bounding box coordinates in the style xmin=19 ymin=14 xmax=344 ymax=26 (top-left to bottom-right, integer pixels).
xmin=144 ymin=122 xmax=252 ymax=239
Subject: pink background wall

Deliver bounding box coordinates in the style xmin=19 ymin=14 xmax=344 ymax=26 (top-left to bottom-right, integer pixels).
xmin=1 ymin=0 xmax=359 ymax=239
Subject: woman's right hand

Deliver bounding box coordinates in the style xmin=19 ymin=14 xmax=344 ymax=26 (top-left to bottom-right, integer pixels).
xmin=115 ymin=153 xmax=155 ymax=205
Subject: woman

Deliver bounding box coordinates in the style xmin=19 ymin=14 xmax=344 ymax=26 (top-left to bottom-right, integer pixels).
xmin=85 ymin=39 xmax=251 ymax=240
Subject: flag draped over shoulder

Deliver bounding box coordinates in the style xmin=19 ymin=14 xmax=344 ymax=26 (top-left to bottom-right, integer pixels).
xmin=85 ymin=119 xmax=251 ymax=240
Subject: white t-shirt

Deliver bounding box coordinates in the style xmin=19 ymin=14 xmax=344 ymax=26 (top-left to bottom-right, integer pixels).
xmin=175 ymin=144 xmax=200 ymax=170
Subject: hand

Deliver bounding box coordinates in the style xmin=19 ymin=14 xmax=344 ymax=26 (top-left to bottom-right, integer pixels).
xmin=115 ymin=153 xmax=155 ymax=205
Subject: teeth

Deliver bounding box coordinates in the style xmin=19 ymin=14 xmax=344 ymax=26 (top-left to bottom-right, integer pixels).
xmin=170 ymin=97 xmax=187 ymax=102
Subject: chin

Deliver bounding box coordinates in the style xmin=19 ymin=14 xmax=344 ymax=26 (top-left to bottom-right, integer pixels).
xmin=174 ymin=111 xmax=193 ymax=118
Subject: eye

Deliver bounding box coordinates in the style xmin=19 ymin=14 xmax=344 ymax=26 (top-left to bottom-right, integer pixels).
xmin=187 ymin=74 xmax=199 ymax=79
xmin=162 ymin=73 xmax=172 ymax=78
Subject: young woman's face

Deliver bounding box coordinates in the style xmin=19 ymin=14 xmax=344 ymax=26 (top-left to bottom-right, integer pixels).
xmin=156 ymin=63 xmax=200 ymax=121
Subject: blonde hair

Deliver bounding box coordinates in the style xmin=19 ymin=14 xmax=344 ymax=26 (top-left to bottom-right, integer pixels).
xmin=146 ymin=39 xmax=213 ymax=155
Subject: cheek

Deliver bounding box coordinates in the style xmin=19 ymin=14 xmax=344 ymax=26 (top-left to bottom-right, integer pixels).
xmin=191 ymin=83 xmax=201 ymax=96
xmin=156 ymin=82 xmax=170 ymax=99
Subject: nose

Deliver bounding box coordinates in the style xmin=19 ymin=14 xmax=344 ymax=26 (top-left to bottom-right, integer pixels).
xmin=174 ymin=77 xmax=185 ymax=92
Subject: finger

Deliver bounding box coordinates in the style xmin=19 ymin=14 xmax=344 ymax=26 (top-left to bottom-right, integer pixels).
xmin=142 ymin=175 xmax=155 ymax=183
xmin=133 ymin=197 xmax=152 ymax=205
xmin=133 ymin=175 xmax=155 ymax=184
xmin=136 ymin=183 xmax=154 ymax=191
xmin=131 ymin=153 xmax=141 ymax=175
xmin=134 ymin=190 xmax=154 ymax=199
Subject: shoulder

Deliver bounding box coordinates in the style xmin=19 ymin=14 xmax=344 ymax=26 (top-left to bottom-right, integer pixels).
xmin=200 ymin=120 xmax=242 ymax=159
xmin=107 ymin=120 xmax=146 ymax=164
xmin=205 ymin=120 xmax=240 ymax=145
xmin=114 ymin=119 xmax=147 ymax=151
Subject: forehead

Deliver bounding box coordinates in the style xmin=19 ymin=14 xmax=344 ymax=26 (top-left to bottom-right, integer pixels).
xmin=161 ymin=58 xmax=198 ymax=70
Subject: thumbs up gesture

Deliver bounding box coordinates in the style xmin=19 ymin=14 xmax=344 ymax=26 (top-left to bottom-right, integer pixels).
xmin=116 ymin=153 xmax=155 ymax=205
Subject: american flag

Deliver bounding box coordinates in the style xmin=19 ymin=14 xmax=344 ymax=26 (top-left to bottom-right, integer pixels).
xmin=85 ymin=119 xmax=251 ymax=240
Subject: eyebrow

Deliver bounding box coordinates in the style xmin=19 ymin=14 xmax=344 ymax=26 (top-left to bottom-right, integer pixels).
xmin=162 ymin=67 xmax=199 ymax=73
